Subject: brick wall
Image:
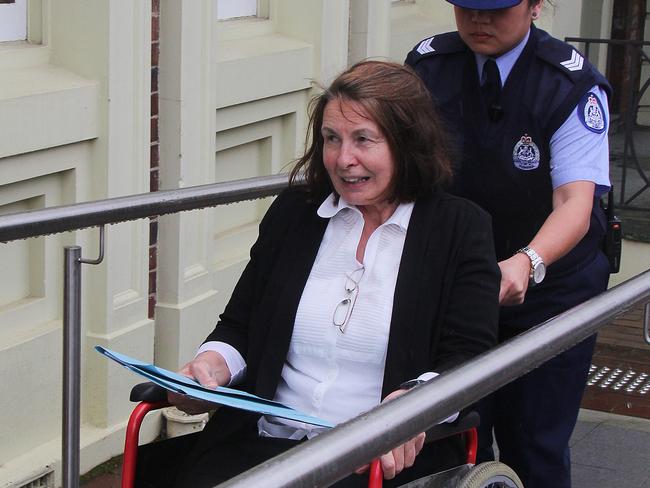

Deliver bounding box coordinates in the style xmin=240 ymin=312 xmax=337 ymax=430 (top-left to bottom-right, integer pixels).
xmin=149 ymin=0 xmax=160 ymax=319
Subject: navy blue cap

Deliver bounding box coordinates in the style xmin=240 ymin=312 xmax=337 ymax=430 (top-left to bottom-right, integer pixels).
xmin=446 ymin=0 xmax=524 ymax=9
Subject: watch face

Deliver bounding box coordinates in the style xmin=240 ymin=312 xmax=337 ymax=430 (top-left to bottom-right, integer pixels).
xmin=533 ymin=263 xmax=546 ymax=284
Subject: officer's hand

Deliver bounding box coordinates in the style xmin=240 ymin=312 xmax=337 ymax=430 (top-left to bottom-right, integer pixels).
xmin=354 ymin=389 xmax=426 ymax=479
xmin=498 ymin=253 xmax=531 ymax=305
xmin=168 ymin=351 xmax=231 ymax=415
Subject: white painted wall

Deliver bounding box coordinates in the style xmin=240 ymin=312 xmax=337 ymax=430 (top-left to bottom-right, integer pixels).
xmin=0 ymin=1 xmax=648 ymax=486
xmin=0 ymin=1 xmax=153 ymax=486
xmin=609 ymin=239 xmax=650 ymax=287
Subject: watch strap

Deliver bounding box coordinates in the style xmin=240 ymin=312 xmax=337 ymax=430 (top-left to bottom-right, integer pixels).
xmin=516 ymin=246 xmax=545 ymax=286
xmin=517 ymin=246 xmax=542 ymax=266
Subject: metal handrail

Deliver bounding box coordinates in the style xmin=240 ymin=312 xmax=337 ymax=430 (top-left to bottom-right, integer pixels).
xmin=0 ymin=174 xmax=292 ymax=488
xmin=221 ymin=270 xmax=650 ymax=488
xmin=2 ymin=173 xmax=649 ymax=487
xmin=0 ymin=173 xmax=290 ymax=242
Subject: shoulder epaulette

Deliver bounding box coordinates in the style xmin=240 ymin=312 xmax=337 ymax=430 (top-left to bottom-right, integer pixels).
xmin=406 ymin=31 xmax=466 ymax=66
xmin=535 ymin=28 xmax=588 ymax=78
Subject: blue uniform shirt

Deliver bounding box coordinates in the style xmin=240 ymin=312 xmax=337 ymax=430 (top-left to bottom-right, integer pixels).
xmin=476 ymin=29 xmax=611 ymax=197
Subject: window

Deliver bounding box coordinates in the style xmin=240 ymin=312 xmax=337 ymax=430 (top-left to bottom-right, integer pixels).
xmin=215 ymin=0 xmax=259 ymax=21
xmin=0 ymin=0 xmax=26 ymax=42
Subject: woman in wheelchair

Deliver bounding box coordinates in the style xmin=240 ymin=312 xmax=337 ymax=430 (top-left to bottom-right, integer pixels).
xmin=136 ymin=60 xmax=500 ymax=488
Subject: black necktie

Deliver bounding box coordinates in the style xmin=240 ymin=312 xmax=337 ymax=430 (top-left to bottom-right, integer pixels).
xmin=482 ymin=59 xmax=502 ymax=121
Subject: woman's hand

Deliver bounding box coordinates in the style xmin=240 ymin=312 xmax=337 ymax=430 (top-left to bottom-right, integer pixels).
xmin=498 ymin=253 xmax=531 ymax=305
xmin=167 ymin=350 xmax=232 ymax=415
xmin=355 ymin=389 xmax=426 ymax=479
xmin=498 ymin=181 xmax=597 ymax=307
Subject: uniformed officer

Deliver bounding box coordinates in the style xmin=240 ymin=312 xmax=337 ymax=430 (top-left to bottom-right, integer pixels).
xmin=406 ymin=1 xmax=611 ymax=487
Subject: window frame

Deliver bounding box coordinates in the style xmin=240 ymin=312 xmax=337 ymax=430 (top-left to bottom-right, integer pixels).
xmin=214 ymin=0 xmax=269 ymax=22
xmin=0 ymin=0 xmax=27 ymax=42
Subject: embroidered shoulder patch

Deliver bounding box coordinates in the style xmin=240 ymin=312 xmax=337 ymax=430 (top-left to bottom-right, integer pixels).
xmin=578 ymin=91 xmax=607 ymax=133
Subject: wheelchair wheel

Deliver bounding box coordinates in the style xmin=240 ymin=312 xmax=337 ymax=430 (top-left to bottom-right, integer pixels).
xmin=456 ymin=461 xmax=524 ymax=488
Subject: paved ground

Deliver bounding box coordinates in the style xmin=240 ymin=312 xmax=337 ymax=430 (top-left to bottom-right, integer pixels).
xmin=571 ymin=409 xmax=650 ymax=488
xmin=582 ymin=304 xmax=650 ymax=419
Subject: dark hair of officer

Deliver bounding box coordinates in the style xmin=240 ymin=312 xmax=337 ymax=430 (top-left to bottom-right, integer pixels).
xmin=289 ymin=60 xmax=452 ymax=202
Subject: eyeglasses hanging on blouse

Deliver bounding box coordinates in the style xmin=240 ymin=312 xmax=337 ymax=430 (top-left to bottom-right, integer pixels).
xmin=332 ymin=265 xmax=365 ymax=333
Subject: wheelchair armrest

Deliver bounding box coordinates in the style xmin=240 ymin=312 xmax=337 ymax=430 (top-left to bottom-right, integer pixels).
xmin=123 ymin=385 xmax=171 ymax=488
xmin=367 ymin=411 xmax=480 ymax=488
xmin=424 ymin=410 xmax=479 ymax=443
xmin=129 ymin=382 xmax=168 ymax=403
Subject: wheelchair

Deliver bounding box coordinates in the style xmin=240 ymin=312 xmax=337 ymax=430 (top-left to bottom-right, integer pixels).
xmin=121 ymin=383 xmax=523 ymax=488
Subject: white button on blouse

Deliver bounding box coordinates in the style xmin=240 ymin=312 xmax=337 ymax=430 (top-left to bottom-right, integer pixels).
xmin=258 ymin=195 xmax=413 ymax=438
xmin=200 ymin=194 xmax=417 ymax=439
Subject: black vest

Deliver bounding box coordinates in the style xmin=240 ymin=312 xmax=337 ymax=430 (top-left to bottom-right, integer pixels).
xmin=407 ymin=26 xmax=612 ymax=276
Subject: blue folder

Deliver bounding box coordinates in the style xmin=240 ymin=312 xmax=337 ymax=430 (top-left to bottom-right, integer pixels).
xmin=95 ymin=346 xmax=334 ymax=428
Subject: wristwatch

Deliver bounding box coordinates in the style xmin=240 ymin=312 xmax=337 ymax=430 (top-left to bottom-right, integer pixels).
xmin=517 ymin=246 xmax=546 ymax=287
xmin=399 ymin=379 xmax=426 ymax=390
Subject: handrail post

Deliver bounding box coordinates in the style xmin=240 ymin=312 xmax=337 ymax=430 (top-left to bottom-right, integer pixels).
xmin=63 ymin=246 xmax=82 ymax=488
xmin=643 ymin=302 xmax=650 ymax=346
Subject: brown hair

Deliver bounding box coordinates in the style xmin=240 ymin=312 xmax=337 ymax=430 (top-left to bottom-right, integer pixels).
xmin=289 ymin=60 xmax=452 ymax=202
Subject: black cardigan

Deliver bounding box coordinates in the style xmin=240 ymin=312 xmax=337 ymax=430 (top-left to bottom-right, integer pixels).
xmin=205 ymin=187 xmax=500 ymax=404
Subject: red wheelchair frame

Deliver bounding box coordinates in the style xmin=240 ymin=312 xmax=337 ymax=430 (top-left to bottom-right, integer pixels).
xmin=121 ymin=383 xmax=478 ymax=488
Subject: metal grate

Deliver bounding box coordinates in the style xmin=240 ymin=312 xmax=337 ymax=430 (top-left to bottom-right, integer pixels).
xmin=587 ymin=364 xmax=650 ymax=395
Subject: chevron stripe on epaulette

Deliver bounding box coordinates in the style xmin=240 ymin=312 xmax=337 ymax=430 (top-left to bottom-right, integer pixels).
xmin=416 ymin=37 xmax=436 ymax=55
xmin=536 ymin=31 xmax=586 ymax=75
xmin=559 ymin=49 xmax=585 ymax=72
xmin=407 ymin=31 xmax=466 ymax=65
